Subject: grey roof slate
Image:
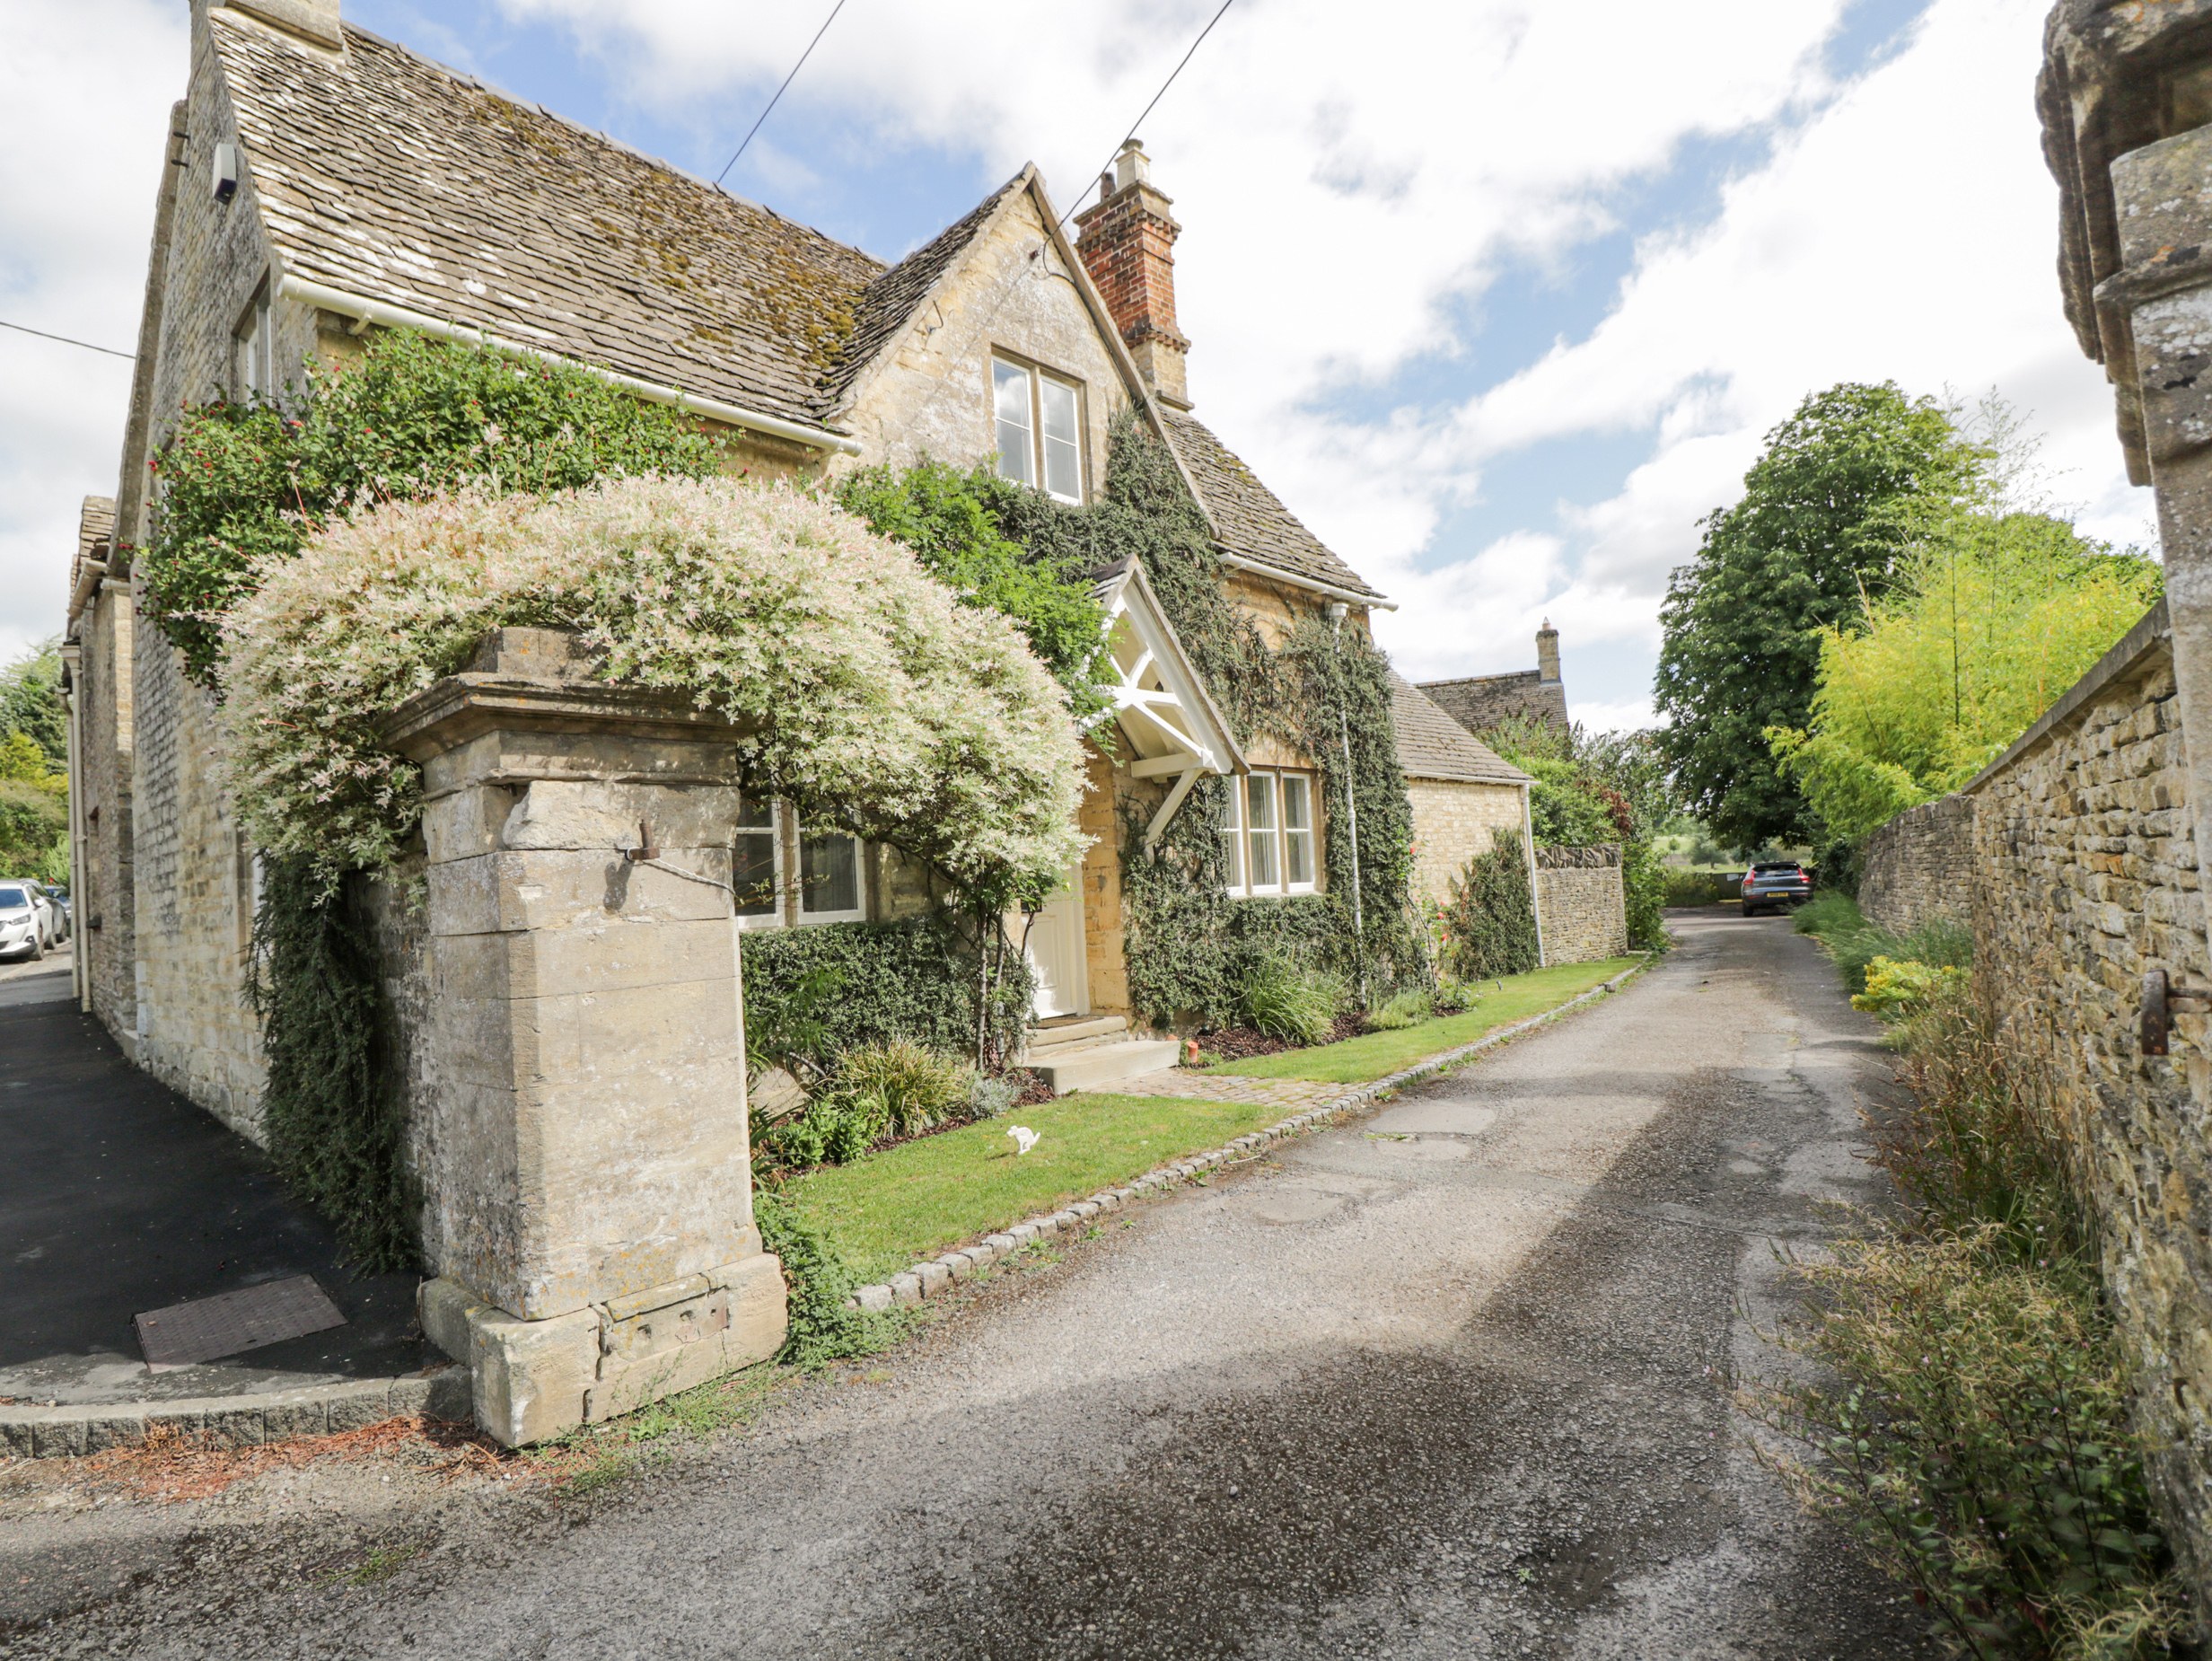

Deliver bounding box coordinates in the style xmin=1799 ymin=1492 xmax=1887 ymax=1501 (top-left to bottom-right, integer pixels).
xmin=1390 ymin=672 xmax=1532 ymax=785
xmin=215 ymin=14 xmax=1018 ymax=432
xmin=1158 ymin=409 xmax=1385 ymax=602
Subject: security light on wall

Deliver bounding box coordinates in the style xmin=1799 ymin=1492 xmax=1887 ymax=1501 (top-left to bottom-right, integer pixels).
xmin=213 ymin=142 xmax=239 ymax=203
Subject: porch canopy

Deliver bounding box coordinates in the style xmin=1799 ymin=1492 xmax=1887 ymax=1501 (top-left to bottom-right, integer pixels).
xmin=1092 ymin=558 xmax=1245 ymax=849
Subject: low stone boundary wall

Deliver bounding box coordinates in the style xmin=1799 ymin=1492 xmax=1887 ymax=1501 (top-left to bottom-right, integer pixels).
xmin=1535 ymin=844 xmax=1628 ymax=963
xmin=1856 ymin=793 xmax=1975 ymax=936
xmin=1865 ymin=599 xmax=2212 ymax=1586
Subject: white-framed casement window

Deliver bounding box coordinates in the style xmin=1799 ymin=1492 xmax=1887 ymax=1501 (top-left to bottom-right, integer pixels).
xmin=1218 ymin=769 xmax=1320 ymax=897
xmin=797 ymin=819 xmax=865 ymax=925
xmin=992 ymin=355 xmax=1084 ymax=503
xmin=733 ymin=796 xmax=784 ymax=931
xmin=734 ymin=798 xmax=868 ymax=927
xmin=235 ymin=278 xmax=274 ymax=401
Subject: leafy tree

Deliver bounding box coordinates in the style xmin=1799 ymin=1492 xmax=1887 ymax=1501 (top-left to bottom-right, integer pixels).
xmin=1655 ymin=382 xmax=1986 ymax=848
xmin=1474 ymin=713 xmax=1679 ymax=952
xmin=1769 ymin=512 xmax=2161 ymax=839
xmin=0 ymin=640 xmax=66 ymax=768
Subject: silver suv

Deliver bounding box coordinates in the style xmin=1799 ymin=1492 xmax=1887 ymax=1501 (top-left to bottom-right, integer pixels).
xmin=1739 ymin=861 xmax=1812 ymax=918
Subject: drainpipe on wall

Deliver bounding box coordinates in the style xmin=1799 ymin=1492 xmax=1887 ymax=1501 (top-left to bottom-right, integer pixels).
xmin=1523 ymin=780 xmax=1547 ymax=970
xmin=1325 ymin=604 xmax=1368 ymax=1007
xmin=58 ymin=645 xmax=85 ymax=1012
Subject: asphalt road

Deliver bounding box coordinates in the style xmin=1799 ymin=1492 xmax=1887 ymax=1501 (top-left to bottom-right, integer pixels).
xmin=2 ymin=911 xmax=1940 ymax=1659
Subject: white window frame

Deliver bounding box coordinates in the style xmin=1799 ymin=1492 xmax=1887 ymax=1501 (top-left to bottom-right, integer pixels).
xmin=732 ymin=797 xmax=785 ymax=933
xmin=990 ymin=353 xmax=1084 ymax=504
xmin=795 ymin=808 xmax=867 ymax=927
xmin=235 ymin=278 xmax=274 ymax=401
xmin=1219 ymin=769 xmax=1321 ymax=898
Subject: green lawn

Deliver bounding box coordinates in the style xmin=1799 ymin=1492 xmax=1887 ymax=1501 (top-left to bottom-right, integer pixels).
xmin=783 ymin=1093 xmax=1286 ymax=1278
xmin=1205 ymin=956 xmax=1641 ymax=1082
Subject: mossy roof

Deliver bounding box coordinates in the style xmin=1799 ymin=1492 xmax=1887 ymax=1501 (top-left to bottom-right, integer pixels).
xmin=214 ymin=13 xmax=1020 ymax=432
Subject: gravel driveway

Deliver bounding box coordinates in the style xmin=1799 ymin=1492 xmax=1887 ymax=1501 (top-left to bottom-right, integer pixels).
xmin=3 ymin=910 xmax=1941 ymax=1659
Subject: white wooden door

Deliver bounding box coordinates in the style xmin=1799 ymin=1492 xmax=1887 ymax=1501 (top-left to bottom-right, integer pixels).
xmin=1017 ymin=866 xmax=1090 ymax=1019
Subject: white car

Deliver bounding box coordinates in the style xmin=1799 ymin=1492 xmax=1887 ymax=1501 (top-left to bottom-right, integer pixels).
xmin=0 ymin=883 xmax=51 ymax=960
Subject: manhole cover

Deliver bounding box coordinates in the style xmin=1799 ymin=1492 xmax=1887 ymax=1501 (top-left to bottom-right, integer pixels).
xmin=134 ymin=1275 xmax=347 ymax=1369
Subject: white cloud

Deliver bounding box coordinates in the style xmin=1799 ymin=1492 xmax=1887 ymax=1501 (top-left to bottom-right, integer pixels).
xmin=0 ymin=0 xmax=185 ymax=660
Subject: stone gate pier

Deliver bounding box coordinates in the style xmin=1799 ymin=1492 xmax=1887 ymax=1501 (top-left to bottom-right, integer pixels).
xmin=384 ymin=628 xmax=785 ymax=1446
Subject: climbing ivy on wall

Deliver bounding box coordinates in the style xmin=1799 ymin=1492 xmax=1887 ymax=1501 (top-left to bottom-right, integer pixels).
xmin=847 ymin=414 xmax=1424 ymax=1022
xmin=248 ymin=856 xmax=417 ymax=1272
xmin=139 ymin=331 xmax=723 ymax=683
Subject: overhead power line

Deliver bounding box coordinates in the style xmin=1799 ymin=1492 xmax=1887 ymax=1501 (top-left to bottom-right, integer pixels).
xmin=715 ymin=0 xmax=850 ymax=188
xmin=0 ymin=318 xmax=136 ymax=361
xmin=1061 ymin=0 xmax=1237 ymax=229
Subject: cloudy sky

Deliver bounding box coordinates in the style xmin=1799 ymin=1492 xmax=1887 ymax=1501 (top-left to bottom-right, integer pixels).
xmin=0 ymin=0 xmax=2155 ymax=731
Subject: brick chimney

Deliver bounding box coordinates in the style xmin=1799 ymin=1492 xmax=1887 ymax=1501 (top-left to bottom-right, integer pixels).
xmin=1537 ymin=620 xmax=1561 ymax=684
xmin=1075 ymin=139 xmax=1192 ymax=409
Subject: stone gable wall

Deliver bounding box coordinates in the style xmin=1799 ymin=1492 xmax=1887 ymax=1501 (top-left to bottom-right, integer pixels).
xmin=76 ymin=582 xmax=137 ymax=1037
xmin=1533 ymin=843 xmax=1628 ymax=964
xmin=1856 ymin=794 xmax=1976 ymax=936
xmin=1407 ymin=778 xmax=1524 ymax=909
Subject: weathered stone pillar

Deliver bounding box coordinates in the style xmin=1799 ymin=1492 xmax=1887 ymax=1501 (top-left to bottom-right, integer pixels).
xmin=2100 ymin=129 xmax=2212 ymax=914
xmin=385 ymin=628 xmax=784 ymax=1446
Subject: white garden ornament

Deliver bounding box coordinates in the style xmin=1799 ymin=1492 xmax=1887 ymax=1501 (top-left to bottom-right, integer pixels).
xmin=1006 ymin=1125 xmax=1040 ymax=1156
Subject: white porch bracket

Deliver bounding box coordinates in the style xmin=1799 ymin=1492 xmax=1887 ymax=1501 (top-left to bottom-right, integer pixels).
xmin=1143 ymin=767 xmax=1203 ymax=856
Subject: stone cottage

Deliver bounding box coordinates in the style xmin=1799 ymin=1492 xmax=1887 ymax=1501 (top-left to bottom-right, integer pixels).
xmin=60 ymin=0 xmax=1545 ymax=1439
xmin=1419 ymin=620 xmax=1572 ymax=736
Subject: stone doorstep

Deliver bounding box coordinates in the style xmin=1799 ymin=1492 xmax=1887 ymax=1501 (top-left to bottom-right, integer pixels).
xmin=0 ymin=1366 xmax=473 ymax=1461
xmin=842 ymin=955 xmax=1656 ymax=1315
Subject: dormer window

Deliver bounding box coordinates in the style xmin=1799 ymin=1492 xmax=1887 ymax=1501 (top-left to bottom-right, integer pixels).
xmin=992 ymin=356 xmax=1083 ymax=503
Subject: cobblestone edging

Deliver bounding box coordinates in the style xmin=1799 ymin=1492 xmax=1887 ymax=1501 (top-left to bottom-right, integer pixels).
xmin=846 ymin=955 xmax=1654 ymax=1314
xmin=0 ymin=1367 xmax=471 ymax=1461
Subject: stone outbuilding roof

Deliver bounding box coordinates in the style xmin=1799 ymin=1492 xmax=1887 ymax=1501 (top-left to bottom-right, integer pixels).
xmin=1159 ymin=409 xmax=1386 ymax=602
xmin=215 ymin=13 xmax=1021 ymax=434
xmin=1389 ymin=673 xmax=1532 ymax=786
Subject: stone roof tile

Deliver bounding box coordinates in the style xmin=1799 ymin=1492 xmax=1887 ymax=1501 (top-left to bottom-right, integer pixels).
xmin=216 ymin=15 xmax=896 ymax=430
xmin=1158 ymin=409 xmax=1385 ymax=602
xmin=1390 ymin=672 xmax=1532 ymax=785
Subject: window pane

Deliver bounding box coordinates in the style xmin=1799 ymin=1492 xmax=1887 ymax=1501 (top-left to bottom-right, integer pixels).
xmin=1040 ymin=378 xmax=1081 ymax=499
xmin=993 ymin=360 xmax=1034 ymax=486
xmin=734 ymin=795 xmax=777 ymax=917
xmin=1216 ymin=778 xmax=1242 ymax=892
xmin=1282 ymin=776 xmax=1313 ymax=886
xmin=801 ymin=832 xmax=860 ymax=915
xmin=1247 ymin=775 xmax=1278 ymax=890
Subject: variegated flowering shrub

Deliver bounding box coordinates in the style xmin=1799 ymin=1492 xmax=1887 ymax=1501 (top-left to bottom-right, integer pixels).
xmin=215 ymin=475 xmax=1090 ymax=896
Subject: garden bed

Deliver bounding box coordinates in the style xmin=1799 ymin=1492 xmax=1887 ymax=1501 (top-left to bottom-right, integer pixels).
xmin=1199 ymin=958 xmax=1638 ymax=1083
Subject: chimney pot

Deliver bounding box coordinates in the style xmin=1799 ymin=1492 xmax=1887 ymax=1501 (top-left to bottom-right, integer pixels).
xmin=1536 ymin=620 xmax=1561 ymax=685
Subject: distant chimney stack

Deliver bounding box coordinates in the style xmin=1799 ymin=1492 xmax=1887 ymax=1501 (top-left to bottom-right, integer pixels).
xmin=1074 ymin=138 xmax=1192 ymax=409
xmin=1537 ymin=619 xmax=1561 ymax=684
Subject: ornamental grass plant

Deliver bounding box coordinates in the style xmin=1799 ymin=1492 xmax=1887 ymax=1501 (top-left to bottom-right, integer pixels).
xmin=1239 ymin=954 xmax=1347 ymax=1046
xmin=1742 ymin=976 xmax=2188 ymax=1658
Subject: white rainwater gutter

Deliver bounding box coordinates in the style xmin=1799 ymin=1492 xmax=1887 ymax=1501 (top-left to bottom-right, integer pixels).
xmin=276 ymin=275 xmax=865 ymax=456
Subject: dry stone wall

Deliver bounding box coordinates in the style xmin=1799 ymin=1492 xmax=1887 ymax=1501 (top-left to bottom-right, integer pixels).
xmin=1535 ymin=844 xmax=1628 ymax=964
xmin=1856 ymin=794 xmax=1976 ymax=936
xmin=1859 ymin=601 xmax=2212 ymax=1577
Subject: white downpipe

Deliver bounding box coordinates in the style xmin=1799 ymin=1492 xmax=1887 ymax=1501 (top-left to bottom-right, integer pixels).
xmin=1327 ymin=604 xmax=1368 ymax=1006
xmin=276 ymin=275 xmax=865 ymax=456
xmin=59 ymin=646 xmax=86 ymax=1012
xmin=1523 ymin=781 xmax=1547 ymax=969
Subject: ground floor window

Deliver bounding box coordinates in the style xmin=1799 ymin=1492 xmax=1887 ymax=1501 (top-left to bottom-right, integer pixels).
xmin=1217 ymin=769 xmax=1320 ymax=897
xmin=734 ymin=797 xmax=868 ymax=928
